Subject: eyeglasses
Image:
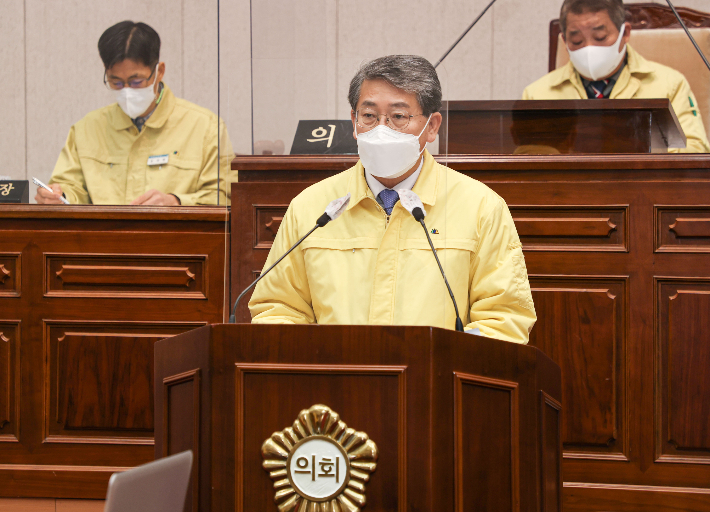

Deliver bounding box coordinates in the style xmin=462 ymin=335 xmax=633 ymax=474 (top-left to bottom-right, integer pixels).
xmin=355 ymin=108 xmax=426 ymax=132
xmin=104 ymin=65 xmax=157 ymax=90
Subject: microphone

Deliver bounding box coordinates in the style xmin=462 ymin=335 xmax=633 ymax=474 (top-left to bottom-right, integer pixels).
xmin=228 ymin=193 xmax=351 ymax=323
xmin=398 ymin=189 xmax=465 ymax=332
xmin=434 ymin=0 xmax=499 ymax=69
xmin=665 ymin=0 xmax=710 ymax=73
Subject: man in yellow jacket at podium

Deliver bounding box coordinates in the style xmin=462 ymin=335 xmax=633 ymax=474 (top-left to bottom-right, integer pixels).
xmin=249 ymin=55 xmax=537 ymax=344
xmin=523 ymin=0 xmax=710 ymax=153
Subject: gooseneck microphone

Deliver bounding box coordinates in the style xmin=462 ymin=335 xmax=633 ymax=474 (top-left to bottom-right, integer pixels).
xmin=434 ymin=0 xmax=499 ymax=69
xmin=665 ymin=0 xmax=710 ymax=73
xmin=228 ymin=193 xmax=351 ymax=323
xmin=398 ymin=189 xmax=465 ymax=332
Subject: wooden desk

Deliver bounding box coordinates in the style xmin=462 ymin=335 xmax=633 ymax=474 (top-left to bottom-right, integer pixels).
xmin=0 ymin=205 xmax=228 ymax=498
xmin=439 ymin=99 xmax=686 ymax=154
xmin=232 ymin=154 xmax=710 ymax=511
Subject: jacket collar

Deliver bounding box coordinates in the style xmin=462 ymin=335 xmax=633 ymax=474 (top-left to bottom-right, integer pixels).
xmin=347 ymin=149 xmax=439 ymax=211
xmin=609 ymin=45 xmax=654 ymax=99
xmin=551 ymin=44 xmax=654 ymax=98
xmin=108 ymin=83 xmax=176 ymax=131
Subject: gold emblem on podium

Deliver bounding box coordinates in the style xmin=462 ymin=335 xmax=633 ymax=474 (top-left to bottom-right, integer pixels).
xmin=261 ymin=404 xmax=378 ymax=512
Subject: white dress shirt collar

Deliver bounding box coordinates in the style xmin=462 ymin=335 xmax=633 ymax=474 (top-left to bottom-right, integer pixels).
xmin=365 ymin=157 xmax=424 ymax=199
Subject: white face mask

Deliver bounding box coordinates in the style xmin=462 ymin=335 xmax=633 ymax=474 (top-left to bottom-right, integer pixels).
xmin=113 ymin=66 xmax=159 ymax=119
xmin=568 ymin=24 xmax=626 ymax=81
xmin=356 ymin=115 xmax=432 ymax=180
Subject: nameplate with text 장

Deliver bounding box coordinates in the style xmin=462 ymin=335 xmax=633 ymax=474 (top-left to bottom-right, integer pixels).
xmin=0 ymin=181 xmax=29 ymax=203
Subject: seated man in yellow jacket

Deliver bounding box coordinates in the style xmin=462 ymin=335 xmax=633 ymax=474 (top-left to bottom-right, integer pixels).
xmin=249 ymin=55 xmax=537 ymax=344
xmin=523 ymin=0 xmax=710 ymax=153
xmin=36 ymin=21 xmax=234 ymax=206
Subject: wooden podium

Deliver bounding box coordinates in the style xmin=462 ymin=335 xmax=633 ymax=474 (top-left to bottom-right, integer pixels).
xmin=439 ymin=99 xmax=686 ymax=154
xmin=154 ymin=324 xmax=562 ymax=512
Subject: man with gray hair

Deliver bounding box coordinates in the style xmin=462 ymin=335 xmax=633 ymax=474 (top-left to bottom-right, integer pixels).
xmin=249 ymin=55 xmax=536 ymax=344
xmin=523 ymin=0 xmax=709 ymax=153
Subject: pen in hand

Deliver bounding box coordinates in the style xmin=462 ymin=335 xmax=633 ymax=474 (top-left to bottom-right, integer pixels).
xmin=33 ymin=177 xmax=70 ymax=205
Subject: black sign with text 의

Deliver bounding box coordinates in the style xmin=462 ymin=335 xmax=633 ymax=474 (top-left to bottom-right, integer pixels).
xmin=290 ymin=120 xmax=358 ymax=155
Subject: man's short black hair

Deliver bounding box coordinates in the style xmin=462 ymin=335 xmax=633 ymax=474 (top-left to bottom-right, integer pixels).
xmin=98 ymin=21 xmax=161 ymax=70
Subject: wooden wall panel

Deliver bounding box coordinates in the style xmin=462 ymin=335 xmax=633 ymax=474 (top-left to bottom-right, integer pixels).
xmin=454 ymin=372 xmax=519 ymax=512
xmin=0 ymin=321 xmax=19 ymax=442
xmin=656 ymin=278 xmax=710 ymax=463
xmin=656 ymin=206 xmax=710 ymax=253
xmin=528 ymin=276 xmax=627 ymax=460
xmin=232 ymin=184 xmax=312 ymax=323
xmin=0 ymin=253 xmax=21 ymax=298
xmin=563 ymin=483 xmax=710 ymax=512
xmin=254 ymin=207 xmax=286 ymax=249
xmin=510 ymin=206 xmax=627 ymax=252
xmin=0 ymin=206 xmax=227 ymax=499
xmin=45 ymin=321 xmax=203 ymax=444
xmin=163 ymin=369 xmax=201 ymax=512
xmin=45 ymin=254 xmax=207 ymax=299
xmin=540 ymin=392 xmax=562 ymax=512
xmin=235 ymin=365 xmax=406 ymax=512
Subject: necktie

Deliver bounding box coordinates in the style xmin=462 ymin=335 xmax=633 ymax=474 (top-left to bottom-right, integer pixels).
xmin=588 ymin=79 xmax=610 ymax=99
xmin=133 ymin=116 xmax=147 ymax=132
xmin=378 ymin=189 xmax=399 ymax=215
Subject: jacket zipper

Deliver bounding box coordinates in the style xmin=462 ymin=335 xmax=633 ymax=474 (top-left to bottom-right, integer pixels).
xmin=376 ymin=200 xmax=390 ymax=228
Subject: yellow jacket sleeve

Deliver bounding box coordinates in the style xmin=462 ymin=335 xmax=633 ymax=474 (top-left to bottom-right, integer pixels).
xmin=173 ymin=119 xmax=235 ymax=206
xmin=49 ymin=126 xmax=91 ymax=204
xmin=249 ymin=203 xmax=316 ymax=324
xmin=668 ymin=76 xmax=710 ymax=154
xmin=467 ymin=198 xmax=536 ymax=344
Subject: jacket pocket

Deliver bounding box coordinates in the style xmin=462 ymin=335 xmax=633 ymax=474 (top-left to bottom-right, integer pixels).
xmin=77 ymin=154 xmax=128 ymax=204
xmin=398 ymin=238 xmax=476 ymax=252
xmin=147 ymin=156 xmax=201 ymax=193
xmin=299 ymin=237 xmax=381 ymax=322
xmin=79 ymin=153 xmax=126 ymax=167
xmin=153 ymin=155 xmax=201 ymax=172
xmin=300 ymin=237 xmax=380 ymax=251
xmin=396 ymin=238 xmax=475 ymax=325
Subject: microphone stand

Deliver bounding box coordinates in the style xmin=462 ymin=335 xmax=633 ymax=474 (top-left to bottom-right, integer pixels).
xmin=434 ymin=0 xmax=498 ymax=69
xmin=665 ymin=0 xmax=710 ymax=73
xmin=411 ymin=208 xmax=465 ymax=332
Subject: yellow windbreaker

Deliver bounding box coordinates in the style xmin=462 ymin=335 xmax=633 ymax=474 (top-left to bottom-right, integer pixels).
xmin=49 ymin=84 xmax=236 ymax=205
xmin=522 ymin=45 xmax=710 ymax=153
xmin=249 ymin=150 xmax=536 ymax=344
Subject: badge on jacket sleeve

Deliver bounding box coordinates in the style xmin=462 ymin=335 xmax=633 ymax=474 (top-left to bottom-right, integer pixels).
xmin=261 ymin=404 xmax=378 ymax=512
xmin=147 ymin=154 xmax=169 ymax=166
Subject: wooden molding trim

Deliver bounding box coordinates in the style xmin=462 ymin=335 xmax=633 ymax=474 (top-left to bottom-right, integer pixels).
xmin=162 ymin=368 xmax=201 ymax=512
xmin=540 ymin=391 xmax=563 ymax=512
xmin=564 ymin=482 xmax=710 ymax=494
xmin=0 ymin=464 xmax=133 ymax=472
xmin=0 ymin=205 xmax=229 ymax=221
xmin=454 ymin=372 xmax=520 ymax=512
